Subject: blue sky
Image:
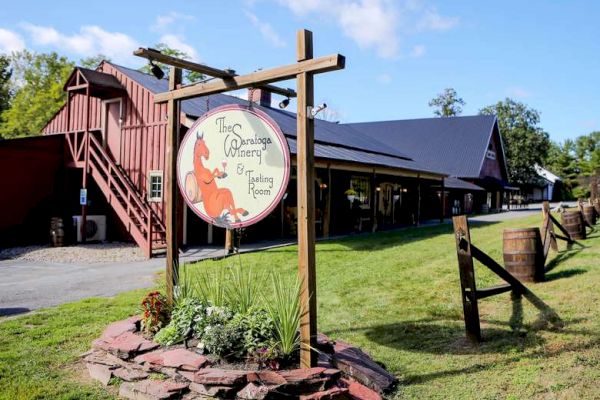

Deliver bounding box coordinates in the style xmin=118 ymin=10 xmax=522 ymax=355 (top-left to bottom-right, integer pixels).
xmin=0 ymin=0 xmax=598 ymax=142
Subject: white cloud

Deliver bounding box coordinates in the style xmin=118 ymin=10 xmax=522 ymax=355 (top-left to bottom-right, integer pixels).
xmin=153 ymin=12 xmax=195 ymax=31
xmin=21 ymin=23 xmax=139 ymax=64
xmin=158 ymin=34 xmax=199 ymax=61
xmin=275 ymin=0 xmax=458 ymax=59
xmin=376 ymin=73 xmax=392 ymax=84
xmin=0 ymin=28 xmax=25 ymax=53
xmin=506 ymin=86 xmax=532 ymax=99
xmin=410 ymin=44 xmax=426 ymax=58
xmin=245 ymin=11 xmax=286 ymax=48
xmin=417 ymin=7 xmax=459 ymax=31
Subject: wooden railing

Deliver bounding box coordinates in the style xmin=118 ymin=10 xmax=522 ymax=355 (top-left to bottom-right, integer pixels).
xmin=65 ymin=131 xmax=166 ymax=257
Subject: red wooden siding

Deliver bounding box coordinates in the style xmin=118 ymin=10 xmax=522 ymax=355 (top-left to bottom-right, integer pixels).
xmin=479 ymin=127 xmax=506 ymax=181
xmin=42 ymin=62 xmax=169 ymax=222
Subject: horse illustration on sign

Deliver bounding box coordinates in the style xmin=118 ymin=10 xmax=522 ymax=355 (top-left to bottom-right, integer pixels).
xmin=178 ymin=104 xmax=290 ymax=229
xmin=185 ymin=131 xmax=248 ymax=225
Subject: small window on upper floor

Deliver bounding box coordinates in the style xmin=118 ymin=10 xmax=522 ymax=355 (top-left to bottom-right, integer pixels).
xmin=148 ymin=171 xmax=163 ymax=202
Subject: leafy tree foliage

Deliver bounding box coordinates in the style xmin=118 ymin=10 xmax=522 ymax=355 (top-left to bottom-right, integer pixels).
xmin=0 ymin=55 xmax=12 ymax=123
xmin=545 ymin=140 xmax=579 ymax=199
xmin=79 ymin=54 xmax=111 ymax=70
xmin=429 ymin=88 xmax=465 ymax=117
xmin=139 ymin=43 xmax=205 ymax=83
xmin=0 ymin=51 xmax=74 ymax=138
xmin=480 ymin=98 xmax=550 ymax=185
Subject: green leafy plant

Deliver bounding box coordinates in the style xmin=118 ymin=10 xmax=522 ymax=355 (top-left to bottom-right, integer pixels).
xmin=228 ymin=309 xmax=276 ymax=357
xmin=140 ymin=291 xmax=169 ymax=335
xmin=264 ymin=274 xmax=302 ymax=358
xmin=198 ymin=305 xmax=237 ymax=356
xmin=226 ymin=263 xmax=262 ymax=314
xmin=154 ymin=324 xmax=181 ymax=346
xmin=194 ymin=267 xmax=227 ymax=307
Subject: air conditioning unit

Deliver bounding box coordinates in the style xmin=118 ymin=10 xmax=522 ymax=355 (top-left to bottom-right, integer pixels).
xmin=73 ymin=215 xmax=107 ymax=242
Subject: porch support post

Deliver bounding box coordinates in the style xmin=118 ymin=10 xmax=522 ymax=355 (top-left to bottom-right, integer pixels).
xmin=416 ymin=175 xmax=421 ymax=226
xmin=80 ymin=87 xmax=90 ymax=243
xmin=323 ymin=165 xmax=331 ymax=238
xmin=440 ymin=178 xmax=445 ymax=223
xmin=296 ymin=29 xmax=317 ymax=368
xmin=165 ymin=67 xmax=182 ymax=305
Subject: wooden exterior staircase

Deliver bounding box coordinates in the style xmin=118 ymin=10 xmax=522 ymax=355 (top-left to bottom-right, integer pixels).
xmin=65 ymin=131 xmax=166 ymax=257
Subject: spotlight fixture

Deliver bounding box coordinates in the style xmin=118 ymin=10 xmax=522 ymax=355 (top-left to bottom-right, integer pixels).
xmin=279 ymin=98 xmax=290 ymax=109
xmin=149 ymin=61 xmax=165 ymax=80
xmin=308 ymin=103 xmax=327 ymax=119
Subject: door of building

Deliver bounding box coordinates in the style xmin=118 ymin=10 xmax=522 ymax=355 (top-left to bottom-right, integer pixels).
xmin=104 ymin=99 xmax=122 ymax=164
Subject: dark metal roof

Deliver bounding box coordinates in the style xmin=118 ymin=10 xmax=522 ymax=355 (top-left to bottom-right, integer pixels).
xmin=78 ymin=67 xmax=124 ymax=91
xmin=442 ymin=177 xmax=484 ymax=191
xmin=111 ymin=63 xmax=413 ymax=161
xmin=346 ymin=115 xmax=499 ymax=179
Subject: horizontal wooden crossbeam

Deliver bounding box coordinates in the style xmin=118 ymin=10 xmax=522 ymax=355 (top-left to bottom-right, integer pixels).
xmin=152 ymin=54 xmax=345 ymax=103
xmin=475 ymin=284 xmax=513 ymax=299
xmin=134 ymin=48 xmax=297 ymax=99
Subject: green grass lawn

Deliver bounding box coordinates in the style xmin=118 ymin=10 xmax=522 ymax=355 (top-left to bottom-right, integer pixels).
xmin=2 ymin=213 xmax=600 ymax=399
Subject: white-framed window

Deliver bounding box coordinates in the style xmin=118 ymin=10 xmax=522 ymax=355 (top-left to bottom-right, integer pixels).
xmin=148 ymin=170 xmax=163 ymax=202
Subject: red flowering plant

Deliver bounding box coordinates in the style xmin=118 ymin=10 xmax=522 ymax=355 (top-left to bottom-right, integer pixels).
xmin=141 ymin=291 xmax=170 ymax=335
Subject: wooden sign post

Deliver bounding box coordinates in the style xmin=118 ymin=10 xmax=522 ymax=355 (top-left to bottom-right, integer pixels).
xmin=134 ymin=30 xmax=345 ymax=367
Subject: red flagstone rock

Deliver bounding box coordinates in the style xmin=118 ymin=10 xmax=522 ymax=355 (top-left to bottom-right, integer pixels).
xmin=300 ymin=387 xmax=349 ymax=400
xmin=278 ymin=367 xmax=326 ymax=383
xmin=189 ymin=382 xmax=236 ymax=397
xmin=119 ymin=380 xmax=188 ymax=400
xmin=84 ymin=350 xmax=128 ymax=368
xmin=113 ymin=367 xmax=149 ymax=382
xmin=107 ymin=332 xmax=160 ymax=359
xmin=184 ymin=368 xmax=248 ymax=386
xmin=246 ymin=370 xmax=287 ymax=386
xmin=87 ymin=363 xmax=113 ymax=386
xmin=136 ymin=348 xmax=209 ymax=371
xmin=331 ymin=342 xmax=396 ymax=394
xmin=101 ymin=319 xmax=138 ymax=341
xmin=338 ymin=379 xmax=381 ymax=400
xmin=236 ymin=382 xmax=272 ymax=400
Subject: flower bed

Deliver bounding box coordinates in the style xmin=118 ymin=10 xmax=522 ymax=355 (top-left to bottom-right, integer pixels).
xmin=84 ymin=315 xmax=395 ymax=399
xmin=83 ymin=266 xmax=396 ymax=399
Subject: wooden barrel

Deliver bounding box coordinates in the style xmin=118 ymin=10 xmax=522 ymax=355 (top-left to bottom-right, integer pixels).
xmin=50 ymin=217 xmax=64 ymax=247
xmin=503 ymin=228 xmax=544 ymax=282
xmin=562 ymin=211 xmax=586 ymax=240
xmin=582 ymin=204 xmax=597 ymax=226
xmin=185 ymin=172 xmax=202 ymax=203
xmin=593 ymin=200 xmax=600 ymax=216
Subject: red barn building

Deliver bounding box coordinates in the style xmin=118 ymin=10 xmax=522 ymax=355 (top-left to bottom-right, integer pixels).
xmin=1 ymin=61 xmax=512 ymax=257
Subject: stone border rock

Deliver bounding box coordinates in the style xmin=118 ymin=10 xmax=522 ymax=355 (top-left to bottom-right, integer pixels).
xmin=84 ymin=316 xmax=396 ymax=399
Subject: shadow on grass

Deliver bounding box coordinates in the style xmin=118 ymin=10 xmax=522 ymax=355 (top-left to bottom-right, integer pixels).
xmin=545 ymin=247 xmax=583 ymax=273
xmin=545 ymin=268 xmax=587 ymax=282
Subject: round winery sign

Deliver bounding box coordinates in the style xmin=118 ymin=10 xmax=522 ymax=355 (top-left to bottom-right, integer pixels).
xmin=177 ymin=104 xmax=291 ymax=229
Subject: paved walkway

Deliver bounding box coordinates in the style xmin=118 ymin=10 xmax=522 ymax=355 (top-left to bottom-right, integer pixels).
xmin=0 ymin=202 xmax=573 ymax=317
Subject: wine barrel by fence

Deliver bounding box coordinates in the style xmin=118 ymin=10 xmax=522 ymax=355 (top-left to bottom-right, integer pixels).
xmin=503 ymin=228 xmax=545 ymax=282
xmin=582 ymin=204 xmax=597 ymax=226
xmin=50 ymin=217 xmax=64 ymax=247
xmin=562 ymin=211 xmax=586 ymax=240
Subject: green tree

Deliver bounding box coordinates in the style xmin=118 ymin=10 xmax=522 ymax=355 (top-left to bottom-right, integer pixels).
xmin=545 ymin=139 xmax=578 ymax=199
xmin=0 ymin=51 xmax=74 ymax=138
xmin=480 ymin=98 xmax=550 ymax=185
xmin=79 ymin=54 xmax=111 ymax=69
xmin=139 ymin=43 xmax=204 ymax=83
xmin=429 ymin=88 xmax=465 ymax=117
xmin=0 ymin=55 xmax=12 ymax=122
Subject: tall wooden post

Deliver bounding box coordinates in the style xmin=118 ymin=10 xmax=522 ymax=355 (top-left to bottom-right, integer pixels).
xmin=81 ymin=87 xmax=90 ymax=243
xmin=296 ymin=29 xmax=317 ymax=368
xmin=165 ymin=67 xmax=182 ymax=305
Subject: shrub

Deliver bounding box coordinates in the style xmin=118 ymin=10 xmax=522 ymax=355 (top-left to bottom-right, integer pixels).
xmin=198 ymin=305 xmax=238 ymax=356
xmin=140 ymin=291 xmax=169 ymax=335
xmin=154 ymin=324 xmax=181 ymax=346
xmin=229 ymin=309 xmax=277 ymax=357
xmin=264 ymin=274 xmax=301 ymax=359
